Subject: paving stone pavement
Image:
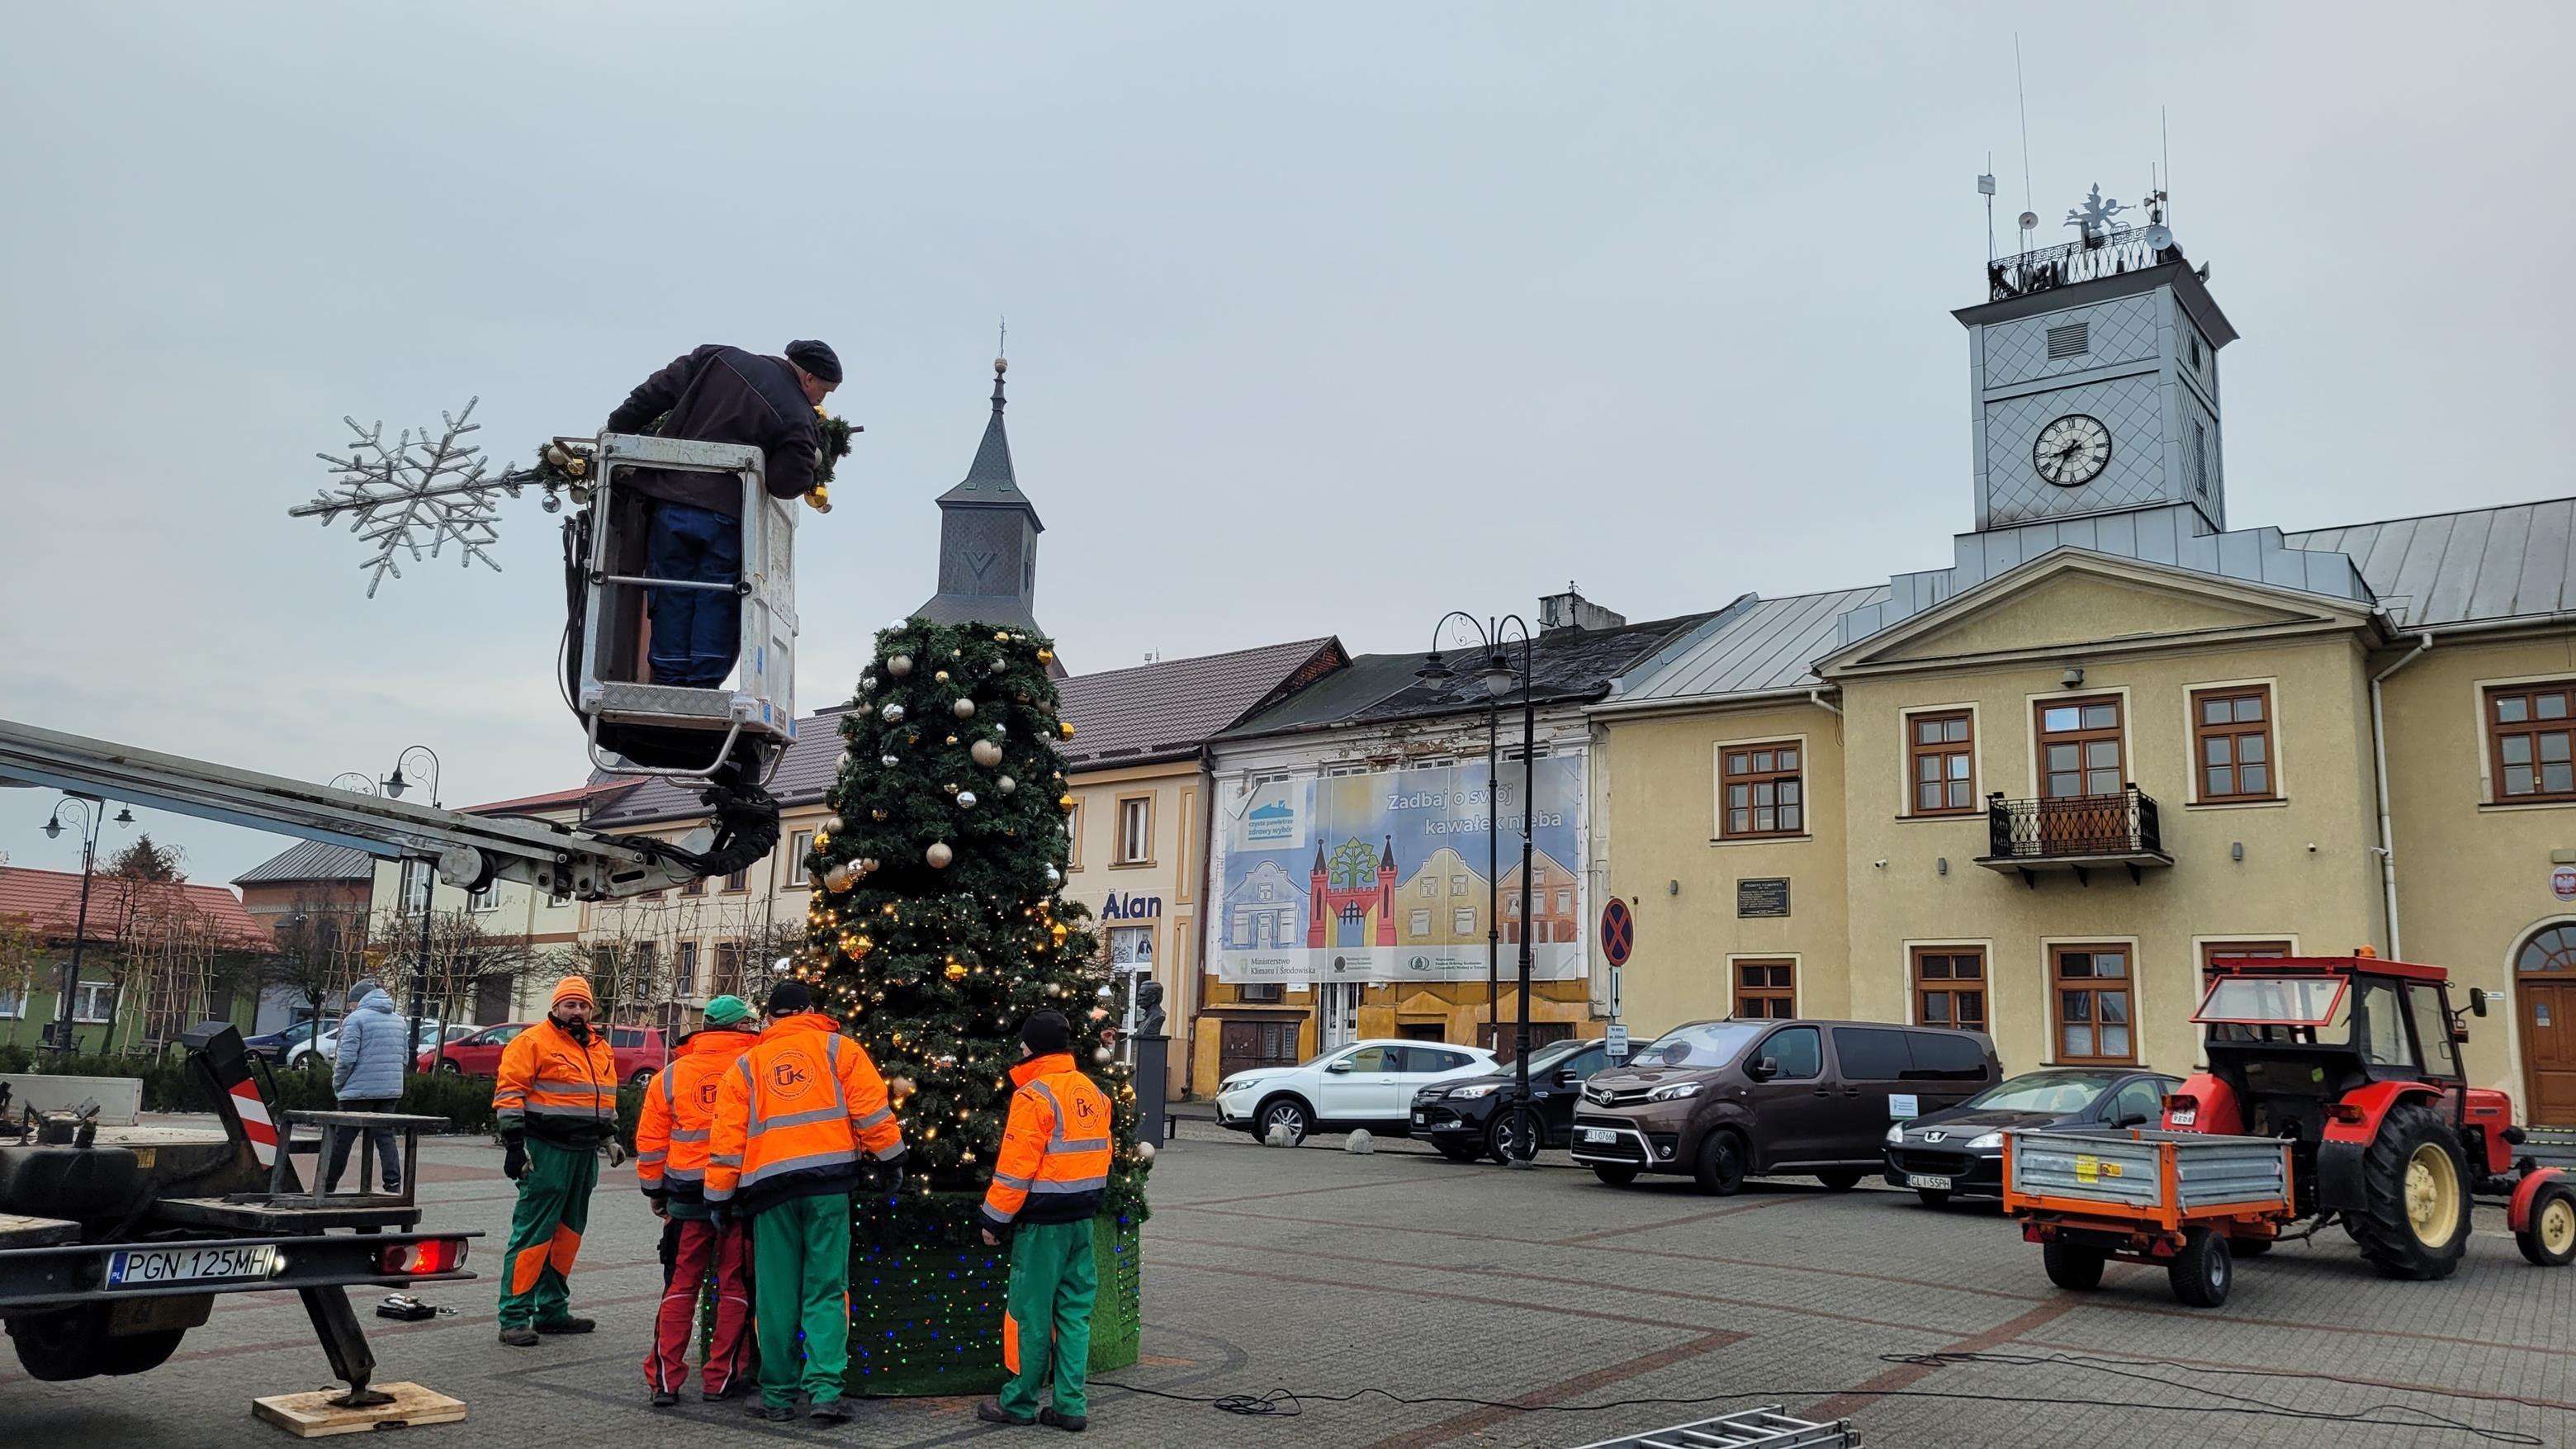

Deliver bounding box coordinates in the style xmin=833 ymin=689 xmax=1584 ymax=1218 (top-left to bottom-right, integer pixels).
xmin=3 ymin=1122 xmax=2569 ymax=1449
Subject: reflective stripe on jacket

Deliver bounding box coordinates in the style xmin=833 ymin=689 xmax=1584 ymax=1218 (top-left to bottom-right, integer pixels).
xmin=492 ymin=1016 xmax=618 ymax=1144
xmin=635 ymin=1025 xmax=760 ymax=1201
xmin=978 ymin=1052 xmax=1112 ymax=1231
xmin=704 ymin=1013 xmax=903 ymax=1216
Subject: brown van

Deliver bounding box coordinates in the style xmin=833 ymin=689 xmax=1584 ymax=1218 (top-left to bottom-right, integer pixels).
xmin=1570 ymin=1018 xmax=2000 ymax=1194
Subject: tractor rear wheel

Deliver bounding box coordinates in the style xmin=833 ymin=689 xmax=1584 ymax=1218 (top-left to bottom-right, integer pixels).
xmin=2348 ymin=1101 xmax=2471 ymax=1281
xmin=2516 ymin=1181 xmax=2576 ymax=1267
xmin=2042 ymin=1238 xmax=2106 ymax=1290
xmin=2168 ymin=1227 xmax=2233 ymax=1308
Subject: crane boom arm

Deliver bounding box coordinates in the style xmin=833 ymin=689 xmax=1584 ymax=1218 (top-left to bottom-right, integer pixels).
xmin=0 ymin=717 xmax=701 ymax=900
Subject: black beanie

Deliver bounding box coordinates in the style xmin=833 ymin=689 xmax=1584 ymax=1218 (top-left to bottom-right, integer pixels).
xmin=766 ymin=980 xmax=814 ymax=1016
xmin=1020 ymin=1010 xmax=1071 ymax=1056
xmin=784 ymin=339 xmax=842 ymax=384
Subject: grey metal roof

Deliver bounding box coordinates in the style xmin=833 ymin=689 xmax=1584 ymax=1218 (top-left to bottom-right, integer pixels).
xmin=232 ymin=839 xmax=376 ymax=886
xmin=1219 ymin=613 xmax=1721 ymax=741
xmin=2290 ymin=497 xmax=2576 ymax=631
xmin=932 ymin=363 xmax=1041 ymax=526
xmin=1602 ymin=586 xmax=1891 ymax=708
xmin=1056 ymin=638 xmax=1346 ymax=770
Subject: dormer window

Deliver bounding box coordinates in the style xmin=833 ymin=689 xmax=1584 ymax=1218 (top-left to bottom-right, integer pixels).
xmin=2046 ymin=322 xmax=2090 ymax=359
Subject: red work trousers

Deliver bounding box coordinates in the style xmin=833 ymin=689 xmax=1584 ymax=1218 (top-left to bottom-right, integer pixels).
xmin=645 ymin=1216 xmax=753 ymax=1397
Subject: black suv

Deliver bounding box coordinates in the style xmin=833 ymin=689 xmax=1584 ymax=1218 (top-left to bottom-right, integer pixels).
xmin=1411 ymin=1038 xmax=1610 ymax=1163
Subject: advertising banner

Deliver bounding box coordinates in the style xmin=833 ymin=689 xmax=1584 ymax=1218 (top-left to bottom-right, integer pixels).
xmin=1215 ymin=757 xmax=1584 ymax=983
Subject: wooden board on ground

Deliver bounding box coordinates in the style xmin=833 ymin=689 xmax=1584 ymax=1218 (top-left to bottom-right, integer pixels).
xmin=252 ymin=1383 xmax=464 ymax=1437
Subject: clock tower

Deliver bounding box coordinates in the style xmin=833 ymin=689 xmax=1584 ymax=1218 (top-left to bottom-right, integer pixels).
xmin=1957 ymin=199 xmax=2236 ymax=535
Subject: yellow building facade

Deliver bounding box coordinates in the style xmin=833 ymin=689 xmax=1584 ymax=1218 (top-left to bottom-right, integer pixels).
xmin=1591 ymin=219 xmax=2576 ymax=1124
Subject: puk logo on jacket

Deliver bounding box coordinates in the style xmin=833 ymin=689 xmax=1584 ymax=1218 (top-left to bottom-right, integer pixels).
xmin=698 ymin=1082 xmax=721 ymax=1107
xmin=772 ymin=1059 xmax=812 ymax=1094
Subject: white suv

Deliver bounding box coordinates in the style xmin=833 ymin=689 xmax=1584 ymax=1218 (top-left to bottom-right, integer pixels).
xmin=1215 ymin=1039 xmax=1498 ymax=1146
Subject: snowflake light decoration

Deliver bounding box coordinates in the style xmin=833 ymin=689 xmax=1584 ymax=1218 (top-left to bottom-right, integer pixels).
xmin=291 ymin=398 xmax=540 ymax=597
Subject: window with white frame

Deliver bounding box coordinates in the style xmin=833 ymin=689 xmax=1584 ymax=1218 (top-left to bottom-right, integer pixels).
xmin=398 ymin=859 xmax=432 ymax=916
xmin=466 ymin=881 xmax=500 ymax=912
xmin=73 ymin=981 xmax=116 ymax=1024
xmin=784 ymin=830 xmax=814 ymax=889
xmin=1117 ymin=797 xmax=1153 ymax=864
xmin=1417 ymin=876 xmax=1436 ymax=899
xmin=0 ymin=989 xmax=25 ymax=1019
xmin=1451 ymin=907 xmax=1475 ymax=935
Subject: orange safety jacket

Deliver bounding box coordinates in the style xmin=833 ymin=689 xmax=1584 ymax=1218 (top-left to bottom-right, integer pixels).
xmin=704 ymin=1012 xmax=905 ymax=1216
xmin=636 ymin=1025 xmax=761 ymax=1205
xmin=492 ymin=1016 xmax=618 ymax=1146
xmin=977 ymin=1052 xmax=1112 ymax=1234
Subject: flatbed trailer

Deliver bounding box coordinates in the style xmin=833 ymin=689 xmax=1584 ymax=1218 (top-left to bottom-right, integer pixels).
xmin=2002 ymin=1126 xmax=2295 ymax=1307
xmin=0 ymin=1030 xmax=476 ymax=1402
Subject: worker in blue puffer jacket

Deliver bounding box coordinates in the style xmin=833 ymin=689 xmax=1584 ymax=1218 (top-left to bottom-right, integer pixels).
xmin=327 ymin=983 xmax=407 ymax=1193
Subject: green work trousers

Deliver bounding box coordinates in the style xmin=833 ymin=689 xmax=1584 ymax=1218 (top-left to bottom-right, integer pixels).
xmin=999 ymin=1218 xmax=1097 ymax=1421
xmin=498 ymin=1137 xmax=599 ymax=1329
xmin=750 ymin=1192 xmax=852 ymax=1409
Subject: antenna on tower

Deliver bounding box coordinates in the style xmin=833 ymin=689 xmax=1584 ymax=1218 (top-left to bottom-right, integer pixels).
xmin=2161 ymin=105 xmax=2172 ymax=229
xmin=2014 ymin=33 xmax=2036 ymax=250
xmin=1978 ymin=157 xmax=1998 ymax=261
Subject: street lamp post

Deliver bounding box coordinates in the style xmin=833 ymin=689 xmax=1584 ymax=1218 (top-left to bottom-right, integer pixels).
xmin=377 ymin=746 xmax=443 ymax=1073
xmin=1419 ymin=614 xmax=1540 ymax=1168
xmin=40 ymin=795 xmax=132 ymax=1053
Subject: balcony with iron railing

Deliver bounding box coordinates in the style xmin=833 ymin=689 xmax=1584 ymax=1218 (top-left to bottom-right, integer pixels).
xmin=1977 ymin=785 xmax=2171 ymax=885
xmin=1987 ymin=229 xmax=2183 ymax=303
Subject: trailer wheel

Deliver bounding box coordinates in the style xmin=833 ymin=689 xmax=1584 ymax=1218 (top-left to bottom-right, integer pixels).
xmin=2168 ymin=1228 xmax=2233 ymax=1308
xmin=6 ymin=1305 xmax=184 ymax=1382
xmin=2516 ymin=1181 xmax=2576 ymax=1267
xmin=2042 ymin=1238 xmax=2106 ymax=1290
xmin=2348 ymin=1102 xmax=2471 ymax=1281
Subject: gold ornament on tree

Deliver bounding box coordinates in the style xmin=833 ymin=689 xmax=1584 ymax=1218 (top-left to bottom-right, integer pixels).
xmin=926 ymin=841 xmax=954 ymax=869
xmin=953 ymin=698 xmax=977 ymax=719
xmin=887 ymin=655 xmax=913 ymax=677
xmin=971 ymin=739 xmax=1004 ymax=768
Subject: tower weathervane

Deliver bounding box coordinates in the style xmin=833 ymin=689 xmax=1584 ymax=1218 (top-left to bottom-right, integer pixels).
xmin=2063 ymin=183 xmax=2129 ymax=241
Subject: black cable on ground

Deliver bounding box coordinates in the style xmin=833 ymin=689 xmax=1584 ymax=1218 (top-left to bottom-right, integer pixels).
xmin=1090 ymin=1346 xmax=2550 ymax=1446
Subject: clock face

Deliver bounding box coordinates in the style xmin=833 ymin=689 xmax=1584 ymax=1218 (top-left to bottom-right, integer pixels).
xmin=2033 ymin=414 xmax=2112 ymax=486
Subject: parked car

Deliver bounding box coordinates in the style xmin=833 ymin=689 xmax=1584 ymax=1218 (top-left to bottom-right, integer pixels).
xmin=425 ymin=1021 xmax=530 ymax=1075
xmin=1411 ymin=1037 xmax=1612 ymax=1163
xmin=1215 ymin=1039 xmax=1499 ymax=1146
xmin=1883 ymin=1066 xmax=2179 ymax=1206
xmin=1570 ymin=1018 xmax=2001 ymax=1194
xmin=285 ymin=1026 xmax=343 ymax=1071
xmin=427 ymin=1020 xmax=666 ymax=1086
xmin=245 ymin=1018 xmax=332 ymax=1064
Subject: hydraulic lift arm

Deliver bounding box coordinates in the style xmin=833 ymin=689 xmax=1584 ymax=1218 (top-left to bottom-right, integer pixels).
xmin=0 ymin=717 xmax=710 ymax=899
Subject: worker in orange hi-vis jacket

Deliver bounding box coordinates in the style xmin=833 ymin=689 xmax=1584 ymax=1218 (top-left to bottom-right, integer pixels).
xmin=490 ymin=975 xmax=618 ymax=1347
xmin=636 ymin=993 xmax=762 ymax=1406
xmin=705 ymin=981 xmax=906 ymax=1425
xmin=972 ymin=1010 xmax=1112 ymax=1433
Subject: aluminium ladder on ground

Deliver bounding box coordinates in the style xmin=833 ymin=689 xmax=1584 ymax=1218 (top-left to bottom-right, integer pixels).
xmin=1566 ymin=1406 xmax=1860 ymax=1449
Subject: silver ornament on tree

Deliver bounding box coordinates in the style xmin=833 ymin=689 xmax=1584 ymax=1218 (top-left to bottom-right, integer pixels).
xmin=997 ymin=775 xmax=1017 ymax=796
xmin=957 ymin=791 xmax=978 ymax=808
xmin=1093 ymin=1046 xmax=1113 ymax=1065
xmin=971 ymin=739 xmax=1004 ymax=768
xmin=926 ymin=841 xmax=954 ymax=869
xmin=1136 ymin=1140 xmax=1158 ymax=1163
xmin=1045 ymin=864 xmax=1063 ymax=887
xmin=886 ymin=654 xmax=914 ymax=677
xmin=882 ymin=755 xmax=901 ymax=767
xmin=953 ymin=698 xmax=977 ymax=719
xmin=821 ymin=815 xmax=844 ymax=835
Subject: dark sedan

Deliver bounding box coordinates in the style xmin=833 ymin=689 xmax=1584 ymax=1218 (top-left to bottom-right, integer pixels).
xmin=1411 ymin=1038 xmax=1611 ymax=1163
xmin=1882 ymin=1067 xmax=2178 ymax=1205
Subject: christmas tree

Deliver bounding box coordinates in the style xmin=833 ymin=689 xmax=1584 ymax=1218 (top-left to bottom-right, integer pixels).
xmin=793 ymin=617 xmax=1150 ymax=1394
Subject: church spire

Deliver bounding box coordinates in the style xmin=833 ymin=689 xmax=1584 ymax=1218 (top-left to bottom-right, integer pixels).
xmin=914 ymin=353 xmax=1045 ymax=630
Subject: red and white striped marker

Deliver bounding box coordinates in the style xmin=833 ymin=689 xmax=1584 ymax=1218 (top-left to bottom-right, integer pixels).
xmin=229 ymin=1077 xmax=278 ymax=1167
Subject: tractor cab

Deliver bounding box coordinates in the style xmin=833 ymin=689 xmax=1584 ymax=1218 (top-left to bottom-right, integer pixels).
xmin=2186 ymin=955 xmax=2469 ymax=1149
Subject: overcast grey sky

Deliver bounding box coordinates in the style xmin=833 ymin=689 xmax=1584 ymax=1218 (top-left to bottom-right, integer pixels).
xmin=4 ymin=2 xmax=2570 ymax=888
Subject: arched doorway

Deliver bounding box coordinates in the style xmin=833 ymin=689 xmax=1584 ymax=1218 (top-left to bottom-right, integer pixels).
xmin=2514 ymin=923 xmax=2576 ymax=1125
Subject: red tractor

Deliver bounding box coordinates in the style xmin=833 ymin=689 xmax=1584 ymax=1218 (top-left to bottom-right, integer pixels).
xmin=2167 ymin=952 xmax=2574 ymax=1277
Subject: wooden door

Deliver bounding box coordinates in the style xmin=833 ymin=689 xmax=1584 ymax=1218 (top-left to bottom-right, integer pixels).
xmin=2521 ymin=979 xmax=2576 ymax=1126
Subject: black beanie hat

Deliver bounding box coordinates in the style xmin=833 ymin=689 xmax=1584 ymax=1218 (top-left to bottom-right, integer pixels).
xmin=1020 ymin=1009 xmax=1071 ymax=1056
xmin=766 ymin=980 xmax=814 ymax=1016
xmin=784 ymin=339 xmax=842 ymax=384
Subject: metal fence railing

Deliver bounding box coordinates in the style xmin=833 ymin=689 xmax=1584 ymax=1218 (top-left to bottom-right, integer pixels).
xmin=1983 ymin=785 xmax=2164 ymax=860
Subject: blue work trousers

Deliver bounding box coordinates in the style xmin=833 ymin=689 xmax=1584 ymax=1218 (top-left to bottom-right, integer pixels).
xmin=645 ymin=503 xmax=743 ymax=688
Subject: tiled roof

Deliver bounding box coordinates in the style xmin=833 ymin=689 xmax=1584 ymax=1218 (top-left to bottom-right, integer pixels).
xmin=1602 ymin=586 xmax=1890 ymax=708
xmin=590 ymin=640 xmax=1346 ymax=828
xmin=0 ymin=865 xmax=274 ymax=952
xmin=1219 ymin=613 xmax=1721 ymax=740
xmin=1057 ymin=638 xmax=1347 ymax=770
xmin=232 ymin=840 xmax=376 ymax=887
xmin=2290 ymin=496 xmax=2576 ymax=631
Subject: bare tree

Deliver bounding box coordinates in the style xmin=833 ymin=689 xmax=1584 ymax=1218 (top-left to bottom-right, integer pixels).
xmin=263 ymin=896 xmax=372 ymax=1061
xmin=373 ymin=907 xmax=544 ymax=1065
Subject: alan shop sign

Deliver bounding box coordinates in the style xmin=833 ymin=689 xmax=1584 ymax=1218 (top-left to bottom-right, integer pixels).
xmin=1099 ymin=893 xmax=1163 ymax=921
